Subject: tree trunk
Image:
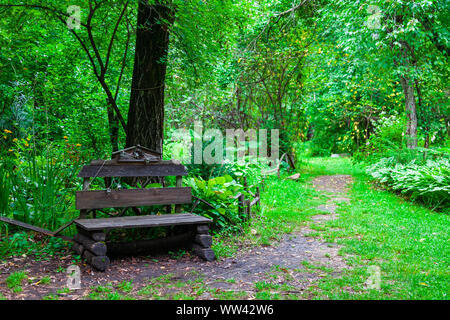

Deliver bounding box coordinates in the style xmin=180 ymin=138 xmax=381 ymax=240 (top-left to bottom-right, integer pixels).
xmin=106 ymin=103 xmax=119 ymax=153
xmin=125 ymin=0 xmax=174 ymax=154
xmin=399 ymin=74 xmax=418 ymax=149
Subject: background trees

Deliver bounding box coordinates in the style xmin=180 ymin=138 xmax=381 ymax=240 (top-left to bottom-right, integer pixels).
xmin=0 ymin=0 xmax=447 ymax=158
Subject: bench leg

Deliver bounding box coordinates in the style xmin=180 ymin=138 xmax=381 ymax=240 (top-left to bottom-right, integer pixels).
xmin=192 ymin=224 xmax=215 ymax=262
xmin=73 ymin=227 xmax=110 ymax=271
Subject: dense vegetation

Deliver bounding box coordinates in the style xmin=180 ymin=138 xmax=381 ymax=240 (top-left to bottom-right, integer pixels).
xmin=0 ymin=0 xmax=448 ymax=300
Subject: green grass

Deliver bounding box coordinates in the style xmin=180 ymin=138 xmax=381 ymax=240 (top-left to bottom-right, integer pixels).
xmin=299 ymin=158 xmax=449 ymax=300
xmin=36 ymin=276 xmax=51 ymax=285
xmin=5 ymin=271 xmax=28 ymax=293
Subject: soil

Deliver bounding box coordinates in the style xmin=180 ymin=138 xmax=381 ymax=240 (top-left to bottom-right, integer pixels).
xmin=0 ymin=175 xmax=353 ymax=300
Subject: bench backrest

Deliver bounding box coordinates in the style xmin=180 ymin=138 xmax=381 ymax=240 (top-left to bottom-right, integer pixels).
xmin=76 ymin=187 xmax=192 ymax=210
xmin=76 ymin=161 xmax=190 ymax=211
xmin=77 ymin=161 xmax=188 ymax=178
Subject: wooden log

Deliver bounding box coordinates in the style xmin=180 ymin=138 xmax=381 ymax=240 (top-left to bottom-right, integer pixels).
xmin=196 ymin=224 xmax=209 ymax=234
xmin=245 ymin=199 xmax=251 ymax=221
xmin=83 ymin=250 xmax=110 ymax=271
xmin=77 ymin=228 xmax=106 ymax=242
xmin=238 ymin=194 xmax=245 ymax=219
xmin=72 ymin=242 xmax=84 ymax=256
xmin=286 ymin=173 xmax=300 ymax=180
xmin=194 ymin=234 xmax=212 ymax=248
xmin=256 ymin=187 xmax=260 ymax=206
xmin=83 ymin=178 xmax=90 ymax=190
xmin=192 ymin=244 xmax=215 ymax=262
xmin=106 ymin=232 xmax=194 ymax=257
xmin=250 ymin=196 xmax=260 ymax=207
xmin=74 ymin=233 xmax=107 ymax=256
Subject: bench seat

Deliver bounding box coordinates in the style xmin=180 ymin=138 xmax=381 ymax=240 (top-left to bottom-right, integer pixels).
xmin=74 ymin=213 xmax=211 ymax=232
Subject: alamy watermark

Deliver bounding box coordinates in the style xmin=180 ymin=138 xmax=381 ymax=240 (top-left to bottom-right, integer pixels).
xmin=66 ymin=265 xmax=81 ymax=290
xmin=366 ymin=5 xmax=381 ymax=30
xmin=170 ymin=121 xmax=279 ymax=171
xmin=366 ymin=265 xmax=381 ymax=290
xmin=66 ymin=5 xmax=81 ymax=30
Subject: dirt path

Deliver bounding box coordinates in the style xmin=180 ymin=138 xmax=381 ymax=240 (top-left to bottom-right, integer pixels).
xmin=0 ymin=175 xmax=353 ymax=300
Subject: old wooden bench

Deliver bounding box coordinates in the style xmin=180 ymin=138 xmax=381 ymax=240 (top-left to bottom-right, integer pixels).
xmin=72 ymin=146 xmax=215 ymax=271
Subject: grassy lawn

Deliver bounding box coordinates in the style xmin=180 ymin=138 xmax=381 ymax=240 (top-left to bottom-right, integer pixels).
xmin=208 ymin=157 xmax=449 ymax=300
xmin=299 ymin=158 xmax=449 ymax=300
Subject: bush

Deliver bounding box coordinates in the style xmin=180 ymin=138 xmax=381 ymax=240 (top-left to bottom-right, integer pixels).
xmin=353 ymin=113 xmax=405 ymax=163
xmin=366 ymin=157 xmax=450 ymax=211
xmin=1 ymin=138 xmax=83 ymax=231
xmin=185 ymin=174 xmax=251 ymax=232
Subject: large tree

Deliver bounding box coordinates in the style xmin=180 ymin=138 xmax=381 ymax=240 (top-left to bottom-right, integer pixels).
xmin=125 ymin=0 xmax=174 ymax=153
xmin=0 ymin=0 xmax=174 ymax=154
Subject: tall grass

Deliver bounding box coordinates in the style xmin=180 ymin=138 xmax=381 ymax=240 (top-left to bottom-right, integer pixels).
xmin=0 ymin=165 xmax=10 ymax=216
xmin=11 ymin=150 xmax=80 ymax=230
xmin=1 ymin=140 xmax=82 ymax=233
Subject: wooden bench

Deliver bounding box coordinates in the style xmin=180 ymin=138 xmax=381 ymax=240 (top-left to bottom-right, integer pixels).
xmin=72 ymin=148 xmax=215 ymax=271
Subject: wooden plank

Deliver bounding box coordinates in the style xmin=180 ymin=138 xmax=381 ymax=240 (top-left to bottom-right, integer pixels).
xmin=75 ymin=213 xmax=211 ymax=231
xmin=76 ymin=187 xmax=192 ymax=210
xmin=90 ymin=159 xmax=176 ymax=166
xmin=175 ymin=175 xmax=183 ymax=213
xmin=78 ymin=163 xmax=187 ymax=178
xmin=0 ymin=216 xmax=55 ymax=236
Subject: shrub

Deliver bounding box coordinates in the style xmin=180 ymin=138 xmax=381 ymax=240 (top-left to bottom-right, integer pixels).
xmin=353 ymin=113 xmax=406 ymax=164
xmin=185 ymin=174 xmax=250 ymax=231
xmin=366 ymin=157 xmax=450 ymax=211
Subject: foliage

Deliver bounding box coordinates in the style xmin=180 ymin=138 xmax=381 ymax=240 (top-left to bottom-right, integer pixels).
xmin=0 ymin=162 xmax=11 ymax=217
xmin=1 ymin=131 xmax=83 ymax=232
xmin=0 ymin=0 xmax=448 ymax=267
xmin=0 ymin=231 xmax=68 ymax=258
xmin=366 ymin=157 xmax=450 ymax=211
xmin=185 ymin=174 xmax=248 ymax=232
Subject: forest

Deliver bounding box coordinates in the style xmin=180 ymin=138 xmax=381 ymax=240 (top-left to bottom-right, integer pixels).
xmin=0 ymin=0 xmax=448 ymax=301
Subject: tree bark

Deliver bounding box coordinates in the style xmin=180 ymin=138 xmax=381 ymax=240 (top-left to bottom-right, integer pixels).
xmin=106 ymin=103 xmax=120 ymax=152
xmin=125 ymin=0 xmax=174 ymax=154
xmin=399 ymin=74 xmax=418 ymax=149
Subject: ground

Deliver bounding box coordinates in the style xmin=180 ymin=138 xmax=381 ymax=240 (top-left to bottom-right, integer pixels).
xmin=0 ymin=158 xmax=448 ymax=300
